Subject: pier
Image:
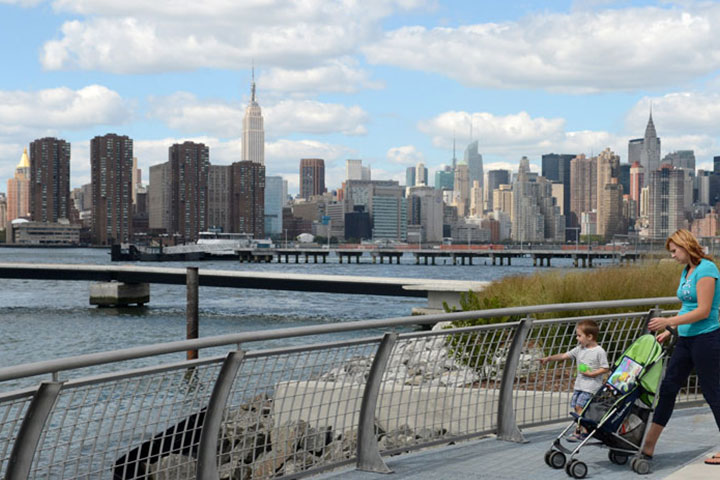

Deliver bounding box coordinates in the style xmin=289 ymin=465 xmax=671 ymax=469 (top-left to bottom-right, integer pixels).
xmin=113 ymin=244 xmax=644 ymax=267
xmin=0 ymin=262 xmax=488 ymax=311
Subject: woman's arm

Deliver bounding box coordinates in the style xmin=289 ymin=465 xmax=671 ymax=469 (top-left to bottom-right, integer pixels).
xmin=648 ymin=276 xmax=716 ymax=332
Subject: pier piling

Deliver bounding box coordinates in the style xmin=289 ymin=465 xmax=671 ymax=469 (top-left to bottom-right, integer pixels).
xmin=186 ymin=267 xmax=199 ymax=360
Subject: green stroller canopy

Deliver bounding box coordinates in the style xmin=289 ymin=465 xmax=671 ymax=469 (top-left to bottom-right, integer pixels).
xmin=614 ymin=334 xmax=664 ymax=397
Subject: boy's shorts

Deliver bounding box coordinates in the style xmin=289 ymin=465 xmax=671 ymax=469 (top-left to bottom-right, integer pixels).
xmin=571 ymin=390 xmax=593 ymax=410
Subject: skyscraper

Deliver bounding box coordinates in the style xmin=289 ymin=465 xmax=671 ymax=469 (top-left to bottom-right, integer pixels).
xmin=569 ymin=154 xmax=597 ymax=231
xmin=208 ymin=165 xmax=231 ymax=232
xmin=434 ymin=166 xmax=454 ymax=191
xmin=485 ymin=169 xmax=510 ymax=212
xmin=345 ymin=159 xmax=370 ymax=181
xmin=6 ymin=148 xmax=30 ymax=223
xmin=168 ymin=142 xmax=209 ymax=241
xmin=649 ymin=165 xmax=685 ymax=238
xmin=405 ymin=166 xmax=416 ymax=187
xmin=453 ymin=162 xmax=470 ymax=217
xmin=407 ymin=185 xmax=443 ymax=243
xmin=29 ymin=137 xmax=71 ymax=223
xmin=628 ymin=138 xmax=643 ymax=167
xmin=242 ymin=70 xmax=265 ymax=165
xmin=595 ymin=148 xmax=622 ymax=239
xmin=264 ymin=175 xmax=285 ymax=235
xmin=639 ymin=112 xmax=661 ymax=185
xmin=629 ymin=162 xmax=644 ymax=218
xmin=91 ymin=134 xmax=133 ymax=244
xmin=415 ymin=162 xmax=428 ymax=186
xmin=512 ymin=157 xmax=545 ymax=242
xmin=663 ymin=150 xmax=695 ymax=171
xmin=149 ymin=162 xmax=172 ymax=233
xmin=464 ymin=140 xmax=483 ymax=189
xmin=542 ymin=153 xmax=575 ymax=225
xmin=230 ymin=161 xmax=265 ymax=238
xmin=299 ymin=158 xmax=325 ymax=199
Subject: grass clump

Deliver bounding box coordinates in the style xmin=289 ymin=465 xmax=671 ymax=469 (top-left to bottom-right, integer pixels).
xmin=451 ymin=260 xmax=685 ymax=326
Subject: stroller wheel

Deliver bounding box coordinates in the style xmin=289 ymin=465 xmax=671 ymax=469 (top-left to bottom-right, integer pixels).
xmin=609 ymin=450 xmax=629 ymax=465
xmin=566 ymin=459 xmax=588 ymax=479
xmin=549 ymin=450 xmax=566 ymax=469
xmin=544 ymin=450 xmax=553 ymax=467
xmin=631 ymin=457 xmax=651 ymax=475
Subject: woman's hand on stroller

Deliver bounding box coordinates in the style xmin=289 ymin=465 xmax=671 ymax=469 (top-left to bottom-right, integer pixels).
xmin=655 ymin=330 xmax=672 ymax=343
xmin=648 ymin=316 xmax=672 ymax=332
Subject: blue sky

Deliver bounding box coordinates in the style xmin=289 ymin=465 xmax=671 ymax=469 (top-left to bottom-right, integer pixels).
xmin=2 ymin=0 xmax=720 ymax=194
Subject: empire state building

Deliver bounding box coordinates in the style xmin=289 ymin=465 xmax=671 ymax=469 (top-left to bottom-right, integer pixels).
xmin=242 ymin=71 xmax=265 ymax=165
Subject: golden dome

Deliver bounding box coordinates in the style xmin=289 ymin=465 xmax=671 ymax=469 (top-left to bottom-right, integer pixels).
xmin=17 ymin=148 xmax=29 ymax=169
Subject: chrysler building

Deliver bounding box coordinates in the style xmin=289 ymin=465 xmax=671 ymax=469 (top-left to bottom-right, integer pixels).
xmin=242 ymin=69 xmax=265 ymax=165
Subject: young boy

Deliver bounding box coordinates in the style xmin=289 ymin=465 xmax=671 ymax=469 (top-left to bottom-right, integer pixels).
xmin=539 ymin=319 xmax=610 ymax=441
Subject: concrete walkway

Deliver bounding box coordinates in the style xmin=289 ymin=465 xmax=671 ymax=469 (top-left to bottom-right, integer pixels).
xmin=315 ymin=406 xmax=718 ymax=480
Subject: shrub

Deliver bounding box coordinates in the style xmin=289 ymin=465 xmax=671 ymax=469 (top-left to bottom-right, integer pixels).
xmin=451 ymin=261 xmax=684 ymax=326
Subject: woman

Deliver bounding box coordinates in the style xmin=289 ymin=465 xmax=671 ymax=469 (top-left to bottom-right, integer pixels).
xmin=643 ymin=229 xmax=720 ymax=465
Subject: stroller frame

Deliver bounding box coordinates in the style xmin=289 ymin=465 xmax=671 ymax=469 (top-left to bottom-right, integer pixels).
xmin=543 ymin=329 xmax=676 ymax=478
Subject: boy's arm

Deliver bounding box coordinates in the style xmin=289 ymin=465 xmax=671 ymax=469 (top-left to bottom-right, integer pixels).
xmin=539 ymin=352 xmax=570 ymax=364
xmin=581 ymin=349 xmax=610 ymax=377
xmin=581 ymin=366 xmax=610 ymax=378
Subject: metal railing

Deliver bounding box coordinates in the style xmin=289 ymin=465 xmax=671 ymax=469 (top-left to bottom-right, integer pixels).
xmin=1 ymin=297 xmax=702 ymax=480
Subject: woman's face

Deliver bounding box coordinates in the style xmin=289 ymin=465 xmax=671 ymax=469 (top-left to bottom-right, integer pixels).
xmin=668 ymin=241 xmax=690 ymax=265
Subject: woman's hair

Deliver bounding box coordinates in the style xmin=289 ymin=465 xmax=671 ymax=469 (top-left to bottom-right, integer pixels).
xmin=665 ymin=229 xmax=712 ymax=266
xmin=577 ymin=319 xmax=599 ymax=341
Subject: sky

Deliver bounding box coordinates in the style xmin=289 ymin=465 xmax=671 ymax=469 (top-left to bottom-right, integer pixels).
xmin=3 ymin=0 xmax=720 ymax=195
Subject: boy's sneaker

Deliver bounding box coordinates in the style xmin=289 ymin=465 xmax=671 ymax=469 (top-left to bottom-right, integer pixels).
xmin=567 ymin=432 xmax=588 ymax=442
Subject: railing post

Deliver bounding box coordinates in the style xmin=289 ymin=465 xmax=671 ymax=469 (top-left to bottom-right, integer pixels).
xmin=187 ymin=267 xmax=199 ymax=360
xmin=497 ymin=316 xmax=533 ymax=443
xmin=356 ymin=332 xmax=398 ymax=473
xmin=196 ymin=350 xmax=245 ymax=479
xmin=6 ymin=381 xmax=63 ymax=480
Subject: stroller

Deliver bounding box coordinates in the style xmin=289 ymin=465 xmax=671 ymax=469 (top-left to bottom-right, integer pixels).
xmin=543 ymin=329 xmax=675 ymax=478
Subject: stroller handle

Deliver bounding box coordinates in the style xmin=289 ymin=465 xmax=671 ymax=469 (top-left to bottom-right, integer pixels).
xmin=663 ymin=326 xmax=679 ymax=351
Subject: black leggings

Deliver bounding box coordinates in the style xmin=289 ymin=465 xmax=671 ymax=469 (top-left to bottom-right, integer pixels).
xmin=653 ymin=328 xmax=720 ymax=429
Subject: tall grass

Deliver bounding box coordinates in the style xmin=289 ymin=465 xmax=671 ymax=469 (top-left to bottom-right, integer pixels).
xmin=452 ymin=260 xmax=686 ymax=326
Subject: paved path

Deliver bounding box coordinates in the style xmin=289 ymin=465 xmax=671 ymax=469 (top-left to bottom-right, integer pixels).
xmin=316 ymin=406 xmax=718 ymax=480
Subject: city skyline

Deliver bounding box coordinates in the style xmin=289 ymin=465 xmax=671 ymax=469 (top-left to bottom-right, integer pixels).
xmin=3 ymin=1 xmax=720 ymax=194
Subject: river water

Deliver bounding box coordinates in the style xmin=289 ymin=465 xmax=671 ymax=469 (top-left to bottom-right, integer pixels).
xmin=0 ymin=247 xmax=601 ymax=379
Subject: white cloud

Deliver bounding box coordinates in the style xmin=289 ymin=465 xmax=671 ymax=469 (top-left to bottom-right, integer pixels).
xmin=419 ymin=109 xmax=632 ymax=165
xmin=0 ymin=85 xmax=131 ymax=133
xmin=364 ymin=4 xmax=720 ymax=93
xmin=42 ymin=1 xmax=426 ymax=74
xmin=0 ymin=0 xmax=43 ymax=5
xmin=626 ymin=92 xmax=720 ymax=136
xmin=148 ymin=93 xmax=369 ymax=137
xmin=147 ymin=94 xmax=242 ymax=138
xmin=265 ymin=100 xmax=368 ymax=136
xmin=419 ymin=111 xmax=566 ymax=151
xmin=0 ymin=141 xmax=25 ymax=186
xmin=260 ymin=58 xmax=383 ymax=94
xmin=386 ymin=145 xmax=424 ymax=166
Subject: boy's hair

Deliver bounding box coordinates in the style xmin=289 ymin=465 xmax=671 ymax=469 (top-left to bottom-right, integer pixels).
xmin=576 ymin=320 xmax=599 ymax=340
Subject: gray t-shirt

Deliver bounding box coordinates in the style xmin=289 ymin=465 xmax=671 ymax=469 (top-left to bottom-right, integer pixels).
xmin=568 ymin=345 xmax=609 ymax=393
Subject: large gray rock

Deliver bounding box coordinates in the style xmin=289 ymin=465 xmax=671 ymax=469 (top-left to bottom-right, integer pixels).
xmin=219 ymin=403 xmax=272 ymax=466
xmin=145 ymin=453 xmax=196 ymax=480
